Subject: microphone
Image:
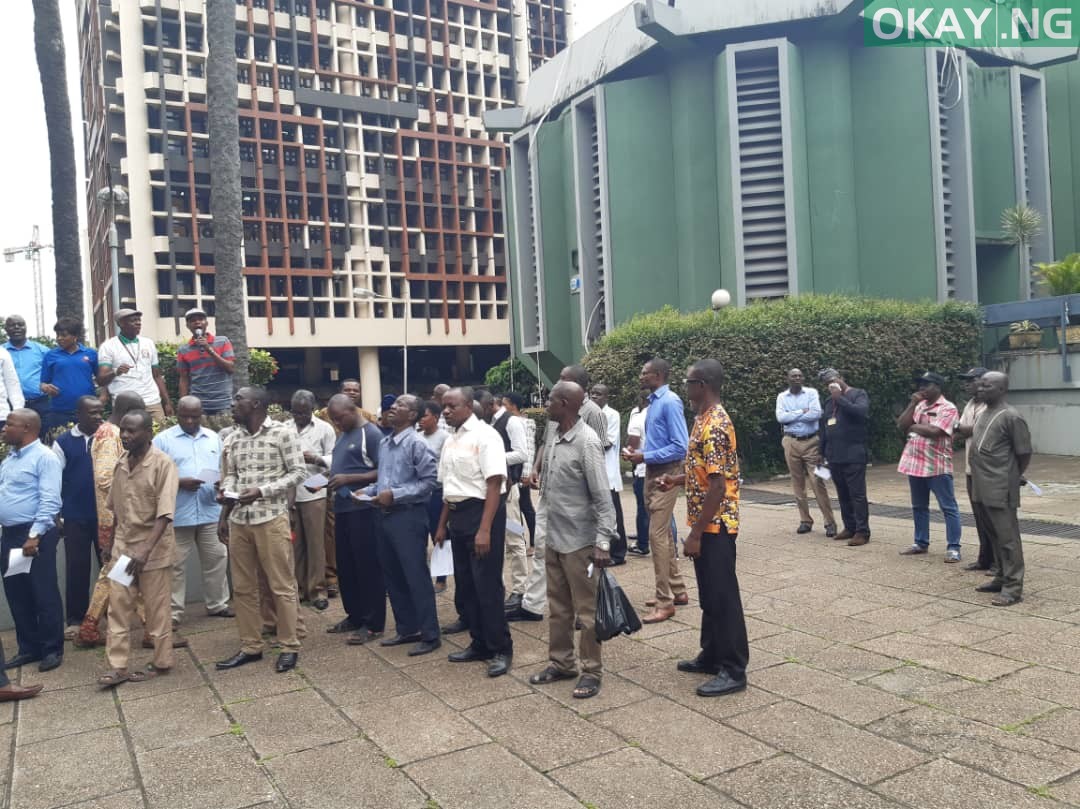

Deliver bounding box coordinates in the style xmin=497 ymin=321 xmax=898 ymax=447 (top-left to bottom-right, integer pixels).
xmin=194 ymin=327 xmax=206 ymax=355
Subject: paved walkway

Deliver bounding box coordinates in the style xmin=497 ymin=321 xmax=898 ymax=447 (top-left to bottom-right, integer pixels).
xmin=5 ymin=492 xmax=1080 ymax=809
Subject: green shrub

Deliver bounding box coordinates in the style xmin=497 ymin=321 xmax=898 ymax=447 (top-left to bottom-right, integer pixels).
xmin=156 ymin=341 xmax=278 ymax=404
xmin=582 ymin=295 xmax=982 ymax=474
xmin=484 ymin=357 xmax=539 ymax=397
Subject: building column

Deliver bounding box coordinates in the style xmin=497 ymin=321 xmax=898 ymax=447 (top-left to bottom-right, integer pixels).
xmin=303 ymin=348 xmax=321 ymax=387
xmin=454 ymin=345 xmax=472 ymax=384
xmin=359 ymin=347 xmax=381 ymax=414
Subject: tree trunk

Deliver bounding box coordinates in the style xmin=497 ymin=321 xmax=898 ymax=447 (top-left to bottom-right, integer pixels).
xmin=32 ymin=0 xmax=83 ymax=322
xmin=206 ymin=0 xmax=249 ymax=387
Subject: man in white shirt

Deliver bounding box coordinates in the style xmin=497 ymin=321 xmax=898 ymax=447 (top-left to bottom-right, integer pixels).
xmin=436 ymin=388 xmax=513 ymax=678
xmin=0 ymin=345 xmax=25 ymax=429
xmin=590 ymin=384 xmax=628 ymax=565
xmin=626 ymin=393 xmax=650 ymax=555
xmin=289 ymin=390 xmax=337 ymax=611
xmin=97 ymin=310 xmax=173 ymax=421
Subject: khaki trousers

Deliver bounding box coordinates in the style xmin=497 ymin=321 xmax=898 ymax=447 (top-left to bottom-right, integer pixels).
xmin=645 ymin=471 xmax=687 ymax=608
xmin=503 ymin=484 xmax=529 ymax=595
xmin=172 ymin=523 xmax=230 ymax=622
xmin=782 ymin=434 xmax=835 ymax=526
xmin=324 ymin=506 xmax=339 ymax=588
xmin=146 ymin=403 xmax=167 ymax=423
xmin=547 ymin=545 xmax=601 ymax=677
xmin=107 ymin=567 xmax=173 ymax=671
xmin=293 ymin=499 xmax=328 ymax=601
xmin=231 ymin=513 xmax=301 ymax=653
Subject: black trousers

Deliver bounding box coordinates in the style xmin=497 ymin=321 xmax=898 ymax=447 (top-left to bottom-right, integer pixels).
xmin=830 ymin=463 xmax=870 ymax=536
xmin=632 ymin=476 xmax=649 ymax=551
xmin=967 ymin=476 xmax=995 ymax=569
xmin=0 ymin=640 xmax=10 ymax=687
xmin=693 ymin=528 xmax=749 ymax=680
xmin=378 ymin=505 xmax=439 ymax=642
xmin=1 ymin=524 xmax=64 ymax=660
xmin=610 ymin=490 xmax=627 ymax=563
xmin=63 ymin=518 xmax=100 ymax=625
xmin=448 ymin=498 xmax=512 ymax=657
xmin=335 ymin=509 xmax=386 ymax=632
xmin=518 ymin=485 xmax=537 ymax=548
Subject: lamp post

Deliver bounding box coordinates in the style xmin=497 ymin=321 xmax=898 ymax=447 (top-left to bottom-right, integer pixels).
xmin=95 ymin=183 xmax=129 ymax=331
xmin=354 ymin=285 xmax=409 ymax=393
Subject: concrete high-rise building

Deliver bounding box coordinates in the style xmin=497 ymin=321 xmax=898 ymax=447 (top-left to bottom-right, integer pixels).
xmin=76 ymin=0 xmax=570 ymax=409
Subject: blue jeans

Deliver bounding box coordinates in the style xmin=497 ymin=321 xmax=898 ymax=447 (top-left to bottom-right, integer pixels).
xmin=908 ymin=474 xmax=962 ymax=551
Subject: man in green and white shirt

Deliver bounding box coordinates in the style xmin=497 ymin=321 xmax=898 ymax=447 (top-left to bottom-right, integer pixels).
xmin=97 ymin=310 xmax=173 ymax=421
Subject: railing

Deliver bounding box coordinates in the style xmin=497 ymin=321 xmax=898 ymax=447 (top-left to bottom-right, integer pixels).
xmin=983 ymin=293 xmax=1080 ymax=382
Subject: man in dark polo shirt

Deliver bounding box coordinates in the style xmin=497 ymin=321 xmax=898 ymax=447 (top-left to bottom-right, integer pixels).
xmin=176 ymin=308 xmax=235 ymax=416
xmin=818 ymin=369 xmax=871 ymax=547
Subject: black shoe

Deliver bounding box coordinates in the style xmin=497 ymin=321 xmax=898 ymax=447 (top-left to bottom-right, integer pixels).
xmin=408 ymin=639 xmax=442 ymax=657
xmin=312 ymin=598 xmax=329 ymax=611
xmin=964 ymin=563 xmax=989 ymax=572
xmin=3 ymin=654 xmax=41 ymax=671
xmin=976 ymin=582 xmax=1003 ymax=593
xmin=504 ymin=593 xmax=523 ymax=611
xmin=797 ymin=522 xmax=812 ymax=534
xmin=327 ymin=586 xmax=339 ymax=599
xmin=628 ymin=547 xmax=650 ymax=556
xmin=441 ymin=619 xmax=468 ymax=635
xmin=677 ymin=657 xmax=720 ymax=675
xmin=825 ymin=524 xmax=837 ymax=538
xmin=506 ymin=605 xmax=543 ymax=623
xmin=38 ymin=653 xmax=62 ymax=673
xmin=609 ymin=559 xmax=627 ymax=566
xmin=215 ymin=651 xmax=264 ymax=670
xmin=380 ymin=633 xmax=422 ymax=647
xmin=326 ymin=618 xmax=359 ymax=634
xmin=992 ymin=593 xmax=1023 ymax=607
xmin=696 ymin=671 xmax=747 ymax=697
xmin=448 ymin=646 xmax=492 ymax=663
xmin=275 ymin=652 xmax=298 ymax=673
xmin=488 ymin=653 xmax=512 ymax=677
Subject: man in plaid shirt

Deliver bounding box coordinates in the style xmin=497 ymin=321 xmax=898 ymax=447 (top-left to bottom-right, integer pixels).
xmin=896 ymin=372 xmax=963 ymax=562
xmin=216 ymin=387 xmax=308 ymax=674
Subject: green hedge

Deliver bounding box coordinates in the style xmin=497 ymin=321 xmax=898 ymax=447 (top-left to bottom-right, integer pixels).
xmin=582 ymin=295 xmax=982 ymax=474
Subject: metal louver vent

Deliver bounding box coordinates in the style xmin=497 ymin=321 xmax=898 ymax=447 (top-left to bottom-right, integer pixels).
xmin=511 ymin=134 xmax=543 ymax=351
xmin=589 ymin=107 xmax=605 ymax=335
xmin=572 ymin=91 xmax=610 ymax=348
xmin=734 ymin=47 xmax=789 ymax=299
xmin=937 ymin=52 xmax=957 ymax=299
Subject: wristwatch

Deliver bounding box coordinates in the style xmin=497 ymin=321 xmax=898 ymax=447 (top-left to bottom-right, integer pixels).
xmin=595 ymin=539 xmax=611 ymax=552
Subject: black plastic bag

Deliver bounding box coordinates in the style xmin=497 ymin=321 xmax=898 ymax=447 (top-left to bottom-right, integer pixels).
xmin=595 ymin=569 xmax=642 ymax=641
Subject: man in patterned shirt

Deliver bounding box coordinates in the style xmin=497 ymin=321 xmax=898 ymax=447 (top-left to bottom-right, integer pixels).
xmin=658 ymin=359 xmax=747 ymax=698
xmin=216 ymin=386 xmax=308 ymax=674
xmin=896 ymin=372 xmax=963 ymax=562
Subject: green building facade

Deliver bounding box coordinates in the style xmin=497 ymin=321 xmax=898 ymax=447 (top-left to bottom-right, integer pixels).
xmin=489 ymin=1 xmax=1078 ymax=379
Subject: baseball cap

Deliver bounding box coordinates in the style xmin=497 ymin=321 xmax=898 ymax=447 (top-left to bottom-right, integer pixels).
xmin=915 ymin=371 xmax=946 ymax=387
xmin=184 ymin=307 xmax=208 ymax=320
xmin=957 ymin=366 xmax=988 ymax=379
xmin=114 ymin=308 xmax=143 ymax=323
xmin=381 ymin=394 xmax=397 ymax=410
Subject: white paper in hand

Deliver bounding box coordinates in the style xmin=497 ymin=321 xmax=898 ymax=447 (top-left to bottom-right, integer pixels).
xmin=198 ymin=468 xmax=221 ymax=484
xmin=430 ymin=541 xmax=454 ymax=578
xmin=223 ymin=490 xmax=240 ymax=501
xmin=350 ymin=491 xmax=373 ymax=502
xmin=304 ymin=473 xmax=329 ymax=490
xmin=4 ymin=549 xmax=32 ymax=578
xmin=107 ymin=556 xmax=136 ymax=587
xmin=1026 ymin=480 xmax=1044 ymax=496
xmin=506 ymin=518 xmax=526 ymax=537
xmin=814 ymin=466 xmax=832 ymax=481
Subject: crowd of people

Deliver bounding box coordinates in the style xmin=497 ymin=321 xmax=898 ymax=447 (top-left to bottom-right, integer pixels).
xmin=0 ymin=307 xmax=1033 ymax=707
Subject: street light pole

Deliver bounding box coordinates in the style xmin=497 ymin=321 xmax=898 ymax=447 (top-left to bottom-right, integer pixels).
xmin=354 ymin=285 xmax=409 ymax=393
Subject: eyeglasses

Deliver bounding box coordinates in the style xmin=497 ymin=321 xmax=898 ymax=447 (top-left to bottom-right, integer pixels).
xmin=682 ymin=378 xmax=706 ymax=386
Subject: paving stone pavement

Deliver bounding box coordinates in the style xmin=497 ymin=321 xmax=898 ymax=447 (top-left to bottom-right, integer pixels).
xmin=5 ymin=496 xmax=1080 ymax=809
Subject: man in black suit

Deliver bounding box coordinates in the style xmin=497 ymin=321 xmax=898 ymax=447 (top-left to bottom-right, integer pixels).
xmin=818 ymin=369 xmax=871 ymax=547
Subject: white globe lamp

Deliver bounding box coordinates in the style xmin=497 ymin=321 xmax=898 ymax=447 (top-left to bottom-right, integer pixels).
xmin=711 ymin=289 xmax=731 ymax=311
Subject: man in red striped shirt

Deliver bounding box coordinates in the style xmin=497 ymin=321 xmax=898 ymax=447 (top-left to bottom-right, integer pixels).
xmin=176 ymin=309 xmax=236 ymax=416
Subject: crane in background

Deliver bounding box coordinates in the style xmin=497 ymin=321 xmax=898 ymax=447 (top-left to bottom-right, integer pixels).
xmin=3 ymin=225 xmax=50 ymax=336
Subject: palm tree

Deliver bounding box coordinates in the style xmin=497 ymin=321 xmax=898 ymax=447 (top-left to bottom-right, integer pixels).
xmin=32 ymin=0 xmax=83 ymax=320
xmin=206 ymin=0 xmax=249 ymax=386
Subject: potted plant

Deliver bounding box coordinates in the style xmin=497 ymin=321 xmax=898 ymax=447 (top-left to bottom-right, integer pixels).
xmin=1033 ymin=254 xmax=1080 ymax=345
xmin=1008 ymin=320 xmax=1042 ymax=349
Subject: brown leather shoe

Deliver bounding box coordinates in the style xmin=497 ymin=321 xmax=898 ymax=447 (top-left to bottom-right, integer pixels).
xmin=847 ymin=534 xmax=869 ymax=547
xmin=141 ymin=632 xmax=189 ymax=649
xmin=641 ymin=607 xmax=676 ymax=624
xmin=0 ymin=683 xmax=43 ymax=702
xmin=834 ymin=529 xmax=854 ymax=541
xmin=645 ymin=594 xmax=689 ymax=608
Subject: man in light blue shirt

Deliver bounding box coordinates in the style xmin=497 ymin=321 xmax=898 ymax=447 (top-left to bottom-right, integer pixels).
xmin=3 ymin=315 xmax=47 ymax=424
xmin=775 ymin=369 xmax=836 ymax=536
xmin=0 ymin=409 xmax=65 ymax=671
xmin=152 ymin=396 xmax=231 ymax=626
xmin=361 ymin=395 xmax=439 ymax=657
xmin=623 ymin=358 xmax=689 ymax=623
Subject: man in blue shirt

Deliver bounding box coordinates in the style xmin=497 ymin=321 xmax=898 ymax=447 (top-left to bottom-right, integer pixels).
xmin=3 ymin=315 xmax=49 ymax=426
xmin=325 ymin=394 xmax=385 ymax=645
xmin=0 ymin=409 xmax=65 ymax=671
xmin=361 ymin=395 xmax=439 ymax=656
xmin=153 ymin=396 xmax=231 ymax=627
xmin=775 ymin=369 xmax=837 ymax=537
xmin=40 ymin=317 xmax=98 ymax=437
xmin=624 ymin=358 xmax=689 ymax=624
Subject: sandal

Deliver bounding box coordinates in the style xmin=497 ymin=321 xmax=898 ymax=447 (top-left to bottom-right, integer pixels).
xmin=529 ymin=665 xmax=577 ymax=685
xmin=127 ymin=669 xmax=160 ymax=683
xmin=98 ymin=670 xmax=129 ymax=688
xmin=573 ymin=674 xmax=601 ymax=699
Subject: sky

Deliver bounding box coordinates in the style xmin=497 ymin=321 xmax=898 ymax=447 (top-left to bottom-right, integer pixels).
xmin=0 ymin=0 xmax=632 ymax=338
